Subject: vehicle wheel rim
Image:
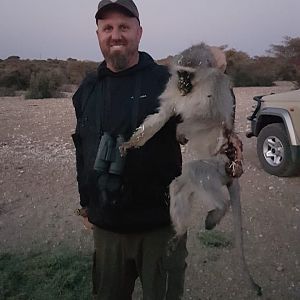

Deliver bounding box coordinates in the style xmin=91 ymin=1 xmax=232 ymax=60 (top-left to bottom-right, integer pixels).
xmin=262 ymin=136 xmax=284 ymax=167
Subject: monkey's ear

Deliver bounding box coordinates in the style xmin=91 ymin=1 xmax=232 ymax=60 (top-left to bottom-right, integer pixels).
xmin=210 ymin=46 xmax=227 ymax=73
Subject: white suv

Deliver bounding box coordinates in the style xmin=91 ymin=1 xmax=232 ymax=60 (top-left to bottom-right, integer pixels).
xmin=246 ymin=89 xmax=300 ymax=176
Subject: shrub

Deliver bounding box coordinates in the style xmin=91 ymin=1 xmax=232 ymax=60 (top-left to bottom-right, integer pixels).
xmin=0 ymin=87 xmax=15 ymax=97
xmin=6 ymin=55 xmax=20 ymax=60
xmin=0 ymin=68 xmax=31 ymax=91
xmin=66 ymin=60 xmax=97 ymax=84
xmin=25 ymin=69 xmax=64 ymax=99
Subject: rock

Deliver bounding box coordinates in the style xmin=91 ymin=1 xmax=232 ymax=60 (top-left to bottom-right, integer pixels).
xmin=276 ymin=265 xmax=284 ymax=272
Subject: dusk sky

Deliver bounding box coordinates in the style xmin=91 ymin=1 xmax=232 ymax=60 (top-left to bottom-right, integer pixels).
xmin=1 ymin=0 xmax=300 ymax=62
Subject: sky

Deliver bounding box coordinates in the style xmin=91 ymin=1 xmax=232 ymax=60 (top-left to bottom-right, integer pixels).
xmin=0 ymin=0 xmax=300 ymax=62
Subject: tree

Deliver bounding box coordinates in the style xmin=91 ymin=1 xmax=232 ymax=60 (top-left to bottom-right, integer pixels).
xmin=267 ymin=36 xmax=300 ymax=86
xmin=267 ymin=36 xmax=300 ymax=61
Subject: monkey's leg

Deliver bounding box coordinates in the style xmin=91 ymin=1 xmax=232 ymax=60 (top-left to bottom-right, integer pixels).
xmin=183 ymin=160 xmax=229 ymax=230
xmin=169 ymin=176 xmax=195 ymax=237
xmin=228 ymin=179 xmax=262 ymax=296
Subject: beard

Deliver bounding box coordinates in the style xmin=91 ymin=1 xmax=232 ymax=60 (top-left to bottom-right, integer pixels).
xmin=108 ymin=52 xmax=129 ymax=71
xmin=101 ymin=41 xmax=139 ymax=72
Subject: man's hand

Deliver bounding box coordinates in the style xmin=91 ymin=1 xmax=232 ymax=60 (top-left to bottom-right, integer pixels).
xmin=82 ymin=216 xmax=94 ymax=230
xmin=75 ymin=207 xmax=94 ymax=230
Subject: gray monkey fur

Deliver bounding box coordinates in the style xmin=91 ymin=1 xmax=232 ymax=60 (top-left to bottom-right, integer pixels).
xmin=120 ymin=43 xmax=262 ymax=295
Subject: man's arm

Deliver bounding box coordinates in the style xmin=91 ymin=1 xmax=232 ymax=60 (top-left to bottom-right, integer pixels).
xmin=72 ymin=73 xmax=98 ymax=207
xmin=72 ymin=86 xmax=90 ymax=208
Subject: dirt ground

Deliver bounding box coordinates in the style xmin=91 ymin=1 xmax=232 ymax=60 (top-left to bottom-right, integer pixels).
xmin=0 ymin=85 xmax=299 ymax=300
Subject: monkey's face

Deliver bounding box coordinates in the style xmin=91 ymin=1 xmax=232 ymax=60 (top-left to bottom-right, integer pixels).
xmin=177 ymin=70 xmax=195 ymax=96
xmin=173 ymin=43 xmax=218 ymax=96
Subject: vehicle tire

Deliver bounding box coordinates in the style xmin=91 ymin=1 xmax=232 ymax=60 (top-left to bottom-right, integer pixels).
xmin=257 ymin=123 xmax=296 ymax=176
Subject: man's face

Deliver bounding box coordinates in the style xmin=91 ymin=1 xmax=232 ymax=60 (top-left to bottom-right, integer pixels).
xmin=97 ymin=10 xmax=142 ymax=72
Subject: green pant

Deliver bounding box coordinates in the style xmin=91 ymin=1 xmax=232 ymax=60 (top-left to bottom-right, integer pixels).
xmin=92 ymin=226 xmax=187 ymax=300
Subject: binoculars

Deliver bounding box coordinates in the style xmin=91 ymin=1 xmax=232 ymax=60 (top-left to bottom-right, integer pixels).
xmin=94 ymin=133 xmax=126 ymax=176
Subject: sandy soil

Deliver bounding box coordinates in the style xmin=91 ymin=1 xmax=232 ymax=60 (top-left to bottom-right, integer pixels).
xmin=0 ymin=86 xmax=299 ymax=299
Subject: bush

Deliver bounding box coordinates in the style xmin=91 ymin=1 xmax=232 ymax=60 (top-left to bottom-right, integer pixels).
xmin=225 ymin=49 xmax=277 ymax=87
xmin=6 ymin=56 xmax=20 ymax=60
xmin=0 ymin=68 xmax=31 ymax=91
xmin=25 ymin=69 xmax=64 ymax=99
xmin=0 ymin=87 xmax=15 ymax=97
xmin=66 ymin=60 xmax=97 ymax=84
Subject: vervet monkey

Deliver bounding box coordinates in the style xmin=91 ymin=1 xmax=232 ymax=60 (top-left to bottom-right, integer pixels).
xmin=120 ymin=43 xmax=262 ymax=296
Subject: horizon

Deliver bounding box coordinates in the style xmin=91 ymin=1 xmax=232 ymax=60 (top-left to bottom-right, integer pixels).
xmin=1 ymin=37 xmax=298 ymax=63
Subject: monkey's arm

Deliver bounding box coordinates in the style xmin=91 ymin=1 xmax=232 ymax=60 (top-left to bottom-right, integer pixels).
xmin=120 ymin=101 xmax=174 ymax=155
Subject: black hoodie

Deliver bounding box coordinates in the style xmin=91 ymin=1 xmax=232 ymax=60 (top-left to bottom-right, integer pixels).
xmin=72 ymin=52 xmax=182 ymax=233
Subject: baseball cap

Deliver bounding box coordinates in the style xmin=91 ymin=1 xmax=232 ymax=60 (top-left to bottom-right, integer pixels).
xmin=95 ymin=0 xmax=139 ymax=21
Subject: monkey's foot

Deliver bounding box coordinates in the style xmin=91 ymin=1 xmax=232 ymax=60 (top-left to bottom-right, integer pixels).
xmin=177 ymin=133 xmax=189 ymax=145
xmin=205 ymin=208 xmax=226 ymax=230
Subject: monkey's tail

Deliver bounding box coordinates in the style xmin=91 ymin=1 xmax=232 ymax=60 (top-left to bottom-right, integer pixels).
xmin=228 ymin=179 xmax=262 ymax=296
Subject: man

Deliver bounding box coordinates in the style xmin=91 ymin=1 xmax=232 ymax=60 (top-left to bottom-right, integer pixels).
xmin=72 ymin=0 xmax=187 ymax=299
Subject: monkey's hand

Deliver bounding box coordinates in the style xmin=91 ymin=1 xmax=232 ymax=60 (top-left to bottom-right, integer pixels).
xmin=176 ymin=122 xmax=189 ymax=145
xmin=221 ymin=132 xmax=244 ymax=177
xmin=225 ymin=160 xmax=243 ymax=178
xmin=177 ymin=133 xmax=189 ymax=145
xmin=119 ymin=125 xmax=146 ymax=157
xmin=120 ymin=107 xmax=175 ymax=156
xmin=229 ymin=132 xmax=243 ymax=161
